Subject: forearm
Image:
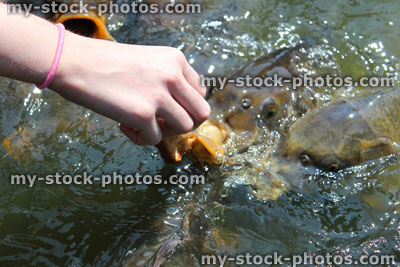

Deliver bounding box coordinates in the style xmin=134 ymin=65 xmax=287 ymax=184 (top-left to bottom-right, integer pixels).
xmin=0 ymin=2 xmax=210 ymax=146
xmin=0 ymin=3 xmax=61 ymax=85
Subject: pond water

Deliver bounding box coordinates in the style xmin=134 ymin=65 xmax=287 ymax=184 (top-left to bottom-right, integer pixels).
xmin=1 ymin=0 xmax=400 ymax=266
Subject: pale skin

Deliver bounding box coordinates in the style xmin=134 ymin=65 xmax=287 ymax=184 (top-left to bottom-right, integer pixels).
xmin=0 ymin=3 xmax=210 ymax=146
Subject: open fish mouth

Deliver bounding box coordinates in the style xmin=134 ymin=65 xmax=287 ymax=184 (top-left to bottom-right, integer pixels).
xmin=53 ymin=11 xmax=114 ymax=40
xmin=157 ymin=120 xmax=228 ymax=164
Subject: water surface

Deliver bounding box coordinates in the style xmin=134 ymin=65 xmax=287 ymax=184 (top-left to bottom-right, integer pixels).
xmin=1 ymin=0 xmax=400 ymax=266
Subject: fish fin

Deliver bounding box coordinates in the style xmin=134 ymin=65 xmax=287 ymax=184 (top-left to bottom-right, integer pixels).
xmin=1 ymin=127 xmax=33 ymax=163
xmin=2 ymin=127 xmax=22 ymax=154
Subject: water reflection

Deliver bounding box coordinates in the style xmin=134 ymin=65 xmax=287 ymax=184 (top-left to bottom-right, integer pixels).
xmin=1 ymin=0 xmax=400 ymax=266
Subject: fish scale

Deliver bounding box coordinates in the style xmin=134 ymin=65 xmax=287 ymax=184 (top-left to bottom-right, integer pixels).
xmin=354 ymin=88 xmax=400 ymax=143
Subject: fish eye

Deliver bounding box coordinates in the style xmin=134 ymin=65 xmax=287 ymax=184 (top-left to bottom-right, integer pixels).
xmin=241 ymin=97 xmax=252 ymax=109
xmin=321 ymin=154 xmax=341 ymax=172
xmin=260 ymin=98 xmax=277 ymax=119
xmin=300 ymin=153 xmax=312 ymax=166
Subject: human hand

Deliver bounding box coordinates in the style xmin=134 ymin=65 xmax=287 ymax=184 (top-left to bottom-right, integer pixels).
xmin=50 ymin=32 xmax=210 ymax=145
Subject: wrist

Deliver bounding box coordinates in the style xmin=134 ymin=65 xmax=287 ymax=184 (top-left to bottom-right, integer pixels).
xmin=49 ymin=31 xmax=92 ymax=98
xmin=0 ymin=5 xmax=61 ymax=85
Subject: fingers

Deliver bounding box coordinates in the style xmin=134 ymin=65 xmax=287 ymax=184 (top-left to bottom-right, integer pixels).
xmin=120 ymin=50 xmax=210 ymax=145
xmin=169 ymin=76 xmax=211 ymax=129
xmin=183 ymin=62 xmax=207 ymax=97
xmin=156 ymin=97 xmax=194 ymax=137
xmin=120 ymin=113 xmax=162 ymax=146
xmin=139 ymin=115 xmax=162 ymax=145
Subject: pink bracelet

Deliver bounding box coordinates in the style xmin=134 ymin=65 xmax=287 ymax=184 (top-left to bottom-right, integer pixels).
xmin=37 ymin=23 xmax=66 ymax=89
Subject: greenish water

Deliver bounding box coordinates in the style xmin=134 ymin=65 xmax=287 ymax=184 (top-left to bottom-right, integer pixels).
xmin=1 ymin=0 xmax=400 ymax=266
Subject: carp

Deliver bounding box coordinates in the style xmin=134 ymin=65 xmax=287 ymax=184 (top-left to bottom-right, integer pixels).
xmin=5 ymin=0 xmax=115 ymax=39
xmin=277 ymin=88 xmax=400 ymax=172
xmin=140 ymin=89 xmax=400 ymax=266
xmin=49 ymin=0 xmax=193 ymax=39
xmin=47 ymin=0 xmax=187 ymax=39
xmin=121 ymin=199 xmax=211 ymax=267
xmin=157 ymin=42 xmax=317 ymax=164
xmin=48 ymin=0 xmax=114 ymax=40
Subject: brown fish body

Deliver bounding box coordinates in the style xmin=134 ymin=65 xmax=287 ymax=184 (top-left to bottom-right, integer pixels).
xmin=280 ymin=88 xmax=400 ymax=171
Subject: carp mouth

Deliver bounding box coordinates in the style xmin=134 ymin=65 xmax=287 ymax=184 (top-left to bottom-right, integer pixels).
xmin=156 ymin=120 xmax=228 ymax=164
xmin=53 ymin=12 xmax=114 ymax=41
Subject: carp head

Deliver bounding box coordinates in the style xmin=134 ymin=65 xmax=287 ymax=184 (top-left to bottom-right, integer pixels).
xmin=278 ymin=98 xmax=394 ymax=173
xmin=209 ymin=83 xmax=292 ymax=137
